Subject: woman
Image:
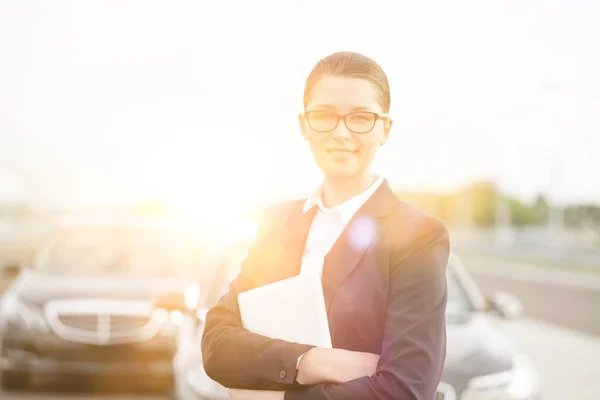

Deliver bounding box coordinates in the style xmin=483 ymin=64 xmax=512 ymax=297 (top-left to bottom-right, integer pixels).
xmin=201 ymin=51 xmax=450 ymax=400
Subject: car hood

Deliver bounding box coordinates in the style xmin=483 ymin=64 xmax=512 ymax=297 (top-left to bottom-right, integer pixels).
xmin=8 ymin=269 xmax=191 ymax=307
xmin=442 ymin=313 xmax=516 ymax=395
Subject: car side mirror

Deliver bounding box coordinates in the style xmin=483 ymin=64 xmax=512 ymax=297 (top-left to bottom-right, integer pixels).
xmin=486 ymin=291 xmax=523 ymax=319
xmin=1 ymin=263 xmax=22 ymax=279
xmin=436 ymin=382 xmax=456 ymax=400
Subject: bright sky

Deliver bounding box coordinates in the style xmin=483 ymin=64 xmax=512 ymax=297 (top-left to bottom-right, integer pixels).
xmin=1 ymin=0 xmax=599 ymax=215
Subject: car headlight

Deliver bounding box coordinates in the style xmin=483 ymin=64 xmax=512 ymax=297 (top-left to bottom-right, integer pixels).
xmin=152 ymin=308 xmax=185 ymax=335
xmin=2 ymin=298 xmax=49 ymax=332
xmin=461 ymin=354 xmax=540 ymax=400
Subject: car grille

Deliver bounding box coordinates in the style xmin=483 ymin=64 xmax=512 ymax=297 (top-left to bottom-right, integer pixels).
xmin=57 ymin=315 xmax=150 ymax=334
xmin=58 ymin=315 xmax=99 ymax=330
xmin=44 ymin=299 xmax=163 ymax=345
xmin=49 ymin=313 xmax=159 ymax=345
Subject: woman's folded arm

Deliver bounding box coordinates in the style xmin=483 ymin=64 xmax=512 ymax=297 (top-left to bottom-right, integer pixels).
xmin=201 ymin=207 xmax=314 ymax=390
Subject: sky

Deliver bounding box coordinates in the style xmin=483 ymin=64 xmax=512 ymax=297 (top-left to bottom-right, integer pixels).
xmin=1 ymin=0 xmax=599 ymax=215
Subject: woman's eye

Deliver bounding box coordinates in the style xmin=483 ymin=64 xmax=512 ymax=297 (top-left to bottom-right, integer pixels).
xmin=349 ymin=113 xmax=374 ymax=122
xmin=312 ymin=112 xmax=335 ymax=120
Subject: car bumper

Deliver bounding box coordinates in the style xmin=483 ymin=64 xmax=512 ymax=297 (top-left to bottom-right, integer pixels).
xmin=1 ymin=347 xmax=172 ymax=377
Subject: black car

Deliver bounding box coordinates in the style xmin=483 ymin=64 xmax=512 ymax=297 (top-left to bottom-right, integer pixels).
xmin=0 ymin=216 xmax=202 ymax=392
xmin=173 ymin=227 xmax=541 ymax=400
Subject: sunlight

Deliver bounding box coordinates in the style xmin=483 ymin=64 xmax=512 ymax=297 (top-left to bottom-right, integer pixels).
xmin=154 ymin=127 xmax=270 ymax=227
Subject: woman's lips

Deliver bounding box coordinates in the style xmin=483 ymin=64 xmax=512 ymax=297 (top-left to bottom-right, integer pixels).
xmin=327 ymin=149 xmax=357 ymax=160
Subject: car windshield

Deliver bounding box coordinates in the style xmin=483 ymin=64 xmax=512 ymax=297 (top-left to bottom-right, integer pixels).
xmin=35 ymin=226 xmax=191 ymax=276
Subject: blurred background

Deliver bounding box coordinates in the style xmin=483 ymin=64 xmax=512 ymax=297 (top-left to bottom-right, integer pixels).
xmin=0 ymin=0 xmax=599 ymax=399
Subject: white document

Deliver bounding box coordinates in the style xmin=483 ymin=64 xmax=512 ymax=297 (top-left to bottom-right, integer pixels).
xmin=238 ymin=273 xmax=332 ymax=348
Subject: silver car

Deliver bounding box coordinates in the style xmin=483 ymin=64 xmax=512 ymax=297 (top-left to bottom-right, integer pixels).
xmin=0 ymin=216 xmax=201 ymax=392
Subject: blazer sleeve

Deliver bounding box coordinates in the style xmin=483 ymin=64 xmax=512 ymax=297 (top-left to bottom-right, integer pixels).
xmin=201 ymin=206 xmax=314 ymax=390
xmin=285 ymin=218 xmax=450 ymax=400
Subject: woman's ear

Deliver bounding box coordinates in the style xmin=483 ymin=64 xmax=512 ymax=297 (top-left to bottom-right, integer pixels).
xmin=298 ymin=112 xmax=309 ymax=140
xmin=381 ymin=119 xmax=393 ymax=145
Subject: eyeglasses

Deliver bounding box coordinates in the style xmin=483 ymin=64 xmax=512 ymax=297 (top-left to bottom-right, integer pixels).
xmin=303 ymin=110 xmax=390 ymax=134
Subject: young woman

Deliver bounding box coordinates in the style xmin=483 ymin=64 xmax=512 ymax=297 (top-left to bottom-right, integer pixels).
xmin=201 ymin=51 xmax=450 ymax=400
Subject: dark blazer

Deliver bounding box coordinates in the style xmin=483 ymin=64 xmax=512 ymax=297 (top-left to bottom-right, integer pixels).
xmin=201 ymin=180 xmax=450 ymax=400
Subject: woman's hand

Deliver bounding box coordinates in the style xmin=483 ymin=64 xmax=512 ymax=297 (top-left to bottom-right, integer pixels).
xmin=229 ymin=389 xmax=285 ymax=400
xmin=227 ymin=349 xmax=379 ymax=398
xmin=296 ymin=347 xmax=380 ymax=385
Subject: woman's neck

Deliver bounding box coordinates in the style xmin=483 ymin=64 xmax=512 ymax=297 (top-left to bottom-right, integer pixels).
xmin=321 ymin=173 xmax=377 ymax=208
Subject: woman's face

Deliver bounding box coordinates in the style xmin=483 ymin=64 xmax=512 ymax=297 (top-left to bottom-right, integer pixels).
xmin=300 ymin=75 xmax=391 ymax=181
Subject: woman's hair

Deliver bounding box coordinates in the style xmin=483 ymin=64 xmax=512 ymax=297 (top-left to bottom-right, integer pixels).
xmin=303 ymin=51 xmax=391 ymax=113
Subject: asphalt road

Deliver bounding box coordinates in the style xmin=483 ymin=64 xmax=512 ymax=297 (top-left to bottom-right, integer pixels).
xmin=495 ymin=317 xmax=600 ymax=400
xmin=459 ymin=253 xmax=600 ymax=337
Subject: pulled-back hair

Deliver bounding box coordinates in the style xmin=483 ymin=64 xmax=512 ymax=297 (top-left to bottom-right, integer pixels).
xmin=303 ymin=51 xmax=391 ymax=113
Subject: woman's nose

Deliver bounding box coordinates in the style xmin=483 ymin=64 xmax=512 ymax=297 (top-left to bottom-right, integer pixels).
xmin=331 ymin=120 xmax=353 ymax=139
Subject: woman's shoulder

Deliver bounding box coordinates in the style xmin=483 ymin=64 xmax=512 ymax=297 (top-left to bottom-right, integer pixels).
xmin=384 ymin=202 xmax=450 ymax=273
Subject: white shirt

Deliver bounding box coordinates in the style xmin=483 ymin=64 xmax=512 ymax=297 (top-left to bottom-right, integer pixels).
xmin=295 ymin=176 xmax=384 ymax=369
xmin=299 ymin=176 xmax=384 ymax=278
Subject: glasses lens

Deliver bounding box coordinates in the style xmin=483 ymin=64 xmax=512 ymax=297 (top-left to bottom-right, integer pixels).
xmin=345 ymin=112 xmax=376 ymax=133
xmin=307 ymin=111 xmax=338 ymax=132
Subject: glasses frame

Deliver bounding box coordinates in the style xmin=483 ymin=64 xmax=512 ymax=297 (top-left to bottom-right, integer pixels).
xmin=302 ymin=110 xmax=391 ymax=134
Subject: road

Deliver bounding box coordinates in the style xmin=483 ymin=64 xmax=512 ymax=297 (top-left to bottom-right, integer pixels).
xmin=463 ymin=253 xmax=600 ymax=399
xmin=460 ymin=253 xmax=600 ymax=337
xmin=495 ymin=317 xmax=600 ymax=400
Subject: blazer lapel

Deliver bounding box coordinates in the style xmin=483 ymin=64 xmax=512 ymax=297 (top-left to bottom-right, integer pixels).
xmin=321 ymin=180 xmax=398 ymax=311
xmin=271 ymin=204 xmax=317 ymax=282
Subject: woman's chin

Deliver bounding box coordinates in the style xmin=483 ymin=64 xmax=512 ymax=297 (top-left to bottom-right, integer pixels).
xmin=322 ymin=168 xmax=361 ymax=180
xmin=316 ymin=158 xmax=363 ymax=180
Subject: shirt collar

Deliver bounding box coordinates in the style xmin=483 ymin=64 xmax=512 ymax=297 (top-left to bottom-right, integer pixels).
xmin=303 ymin=176 xmax=385 ymax=225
